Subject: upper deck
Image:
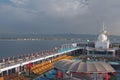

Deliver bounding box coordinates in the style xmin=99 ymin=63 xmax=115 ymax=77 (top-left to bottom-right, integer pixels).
xmin=0 ymin=45 xmax=80 ymax=73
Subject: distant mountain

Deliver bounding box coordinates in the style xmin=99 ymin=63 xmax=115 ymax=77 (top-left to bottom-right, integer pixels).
xmin=0 ymin=33 xmax=120 ymax=42
xmin=0 ymin=33 xmax=96 ymax=39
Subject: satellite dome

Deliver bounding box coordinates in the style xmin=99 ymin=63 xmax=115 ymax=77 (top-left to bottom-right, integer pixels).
xmin=98 ymin=34 xmax=107 ymax=42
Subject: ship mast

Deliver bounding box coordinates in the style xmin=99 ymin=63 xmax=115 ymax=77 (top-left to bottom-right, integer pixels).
xmin=103 ymin=22 xmax=105 ymax=31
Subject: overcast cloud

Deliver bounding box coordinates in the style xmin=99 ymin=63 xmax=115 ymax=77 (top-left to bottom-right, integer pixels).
xmin=0 ymin=0 xmax=120 ymax=35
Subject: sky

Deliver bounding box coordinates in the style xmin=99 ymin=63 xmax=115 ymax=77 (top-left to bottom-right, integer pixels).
xmin=0 ymin=0 xmax=120 ymax=35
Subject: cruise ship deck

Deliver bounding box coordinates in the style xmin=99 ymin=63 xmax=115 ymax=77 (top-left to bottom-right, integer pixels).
xmin=0 ymin=43 xmax=81 ymax=80
xmin=1 ymin=27 xmax=120 ymax=80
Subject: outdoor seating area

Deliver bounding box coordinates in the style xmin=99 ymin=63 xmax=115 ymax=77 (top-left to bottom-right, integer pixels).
xmin=31 ymin=61 xmax=53 ymax=75
xmin=52 ymin=55 xmax=73 ymax=63
xmin=0 ymin=73 xmax=30 ymax=80
xmin=31 ymin=55 xmax=73 ymax=75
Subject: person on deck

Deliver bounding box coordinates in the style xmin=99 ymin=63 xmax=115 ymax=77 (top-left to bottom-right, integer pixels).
xmin=57 ymin=70 xmax=62 ymax=80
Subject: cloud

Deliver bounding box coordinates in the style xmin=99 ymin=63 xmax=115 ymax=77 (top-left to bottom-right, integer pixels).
xmin=8 ymin=0 xmax=89 ymax=17
xmin=10 ymin=0 xmax=29 ymax=5
xmin=0 ymin=0 xmax=120 ymax=35
xmin=46 ymin=0 xmax=89 ymax=17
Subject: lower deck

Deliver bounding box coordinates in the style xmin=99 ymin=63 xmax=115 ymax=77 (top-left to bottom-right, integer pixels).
xmin=0 ymin=47 xmax=120 ymax=80
xmin=33 ymin=56 xmax=120 ymax=80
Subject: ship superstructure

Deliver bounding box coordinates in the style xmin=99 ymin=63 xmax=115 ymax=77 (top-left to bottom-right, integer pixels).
xmin=87 ymin=24 xmax=116 ymax=57
xmin=95 ymin=24 xmax=110 ymax=49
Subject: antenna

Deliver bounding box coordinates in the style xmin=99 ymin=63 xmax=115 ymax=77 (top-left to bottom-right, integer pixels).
xmin=103 ymin=22 xmax=105 ymax=31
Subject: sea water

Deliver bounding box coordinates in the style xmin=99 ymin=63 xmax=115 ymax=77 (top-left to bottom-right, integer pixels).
xmin=0 ymin=40 xmax=78 ymax=58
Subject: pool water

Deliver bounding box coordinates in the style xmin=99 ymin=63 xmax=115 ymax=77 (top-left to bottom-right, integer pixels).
xmin=34 ymin=69 xmax=57 ymax=80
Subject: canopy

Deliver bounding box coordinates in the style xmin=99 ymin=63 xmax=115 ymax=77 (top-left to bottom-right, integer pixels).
xmin=53 ymin=59 xmax=116 ymax=73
